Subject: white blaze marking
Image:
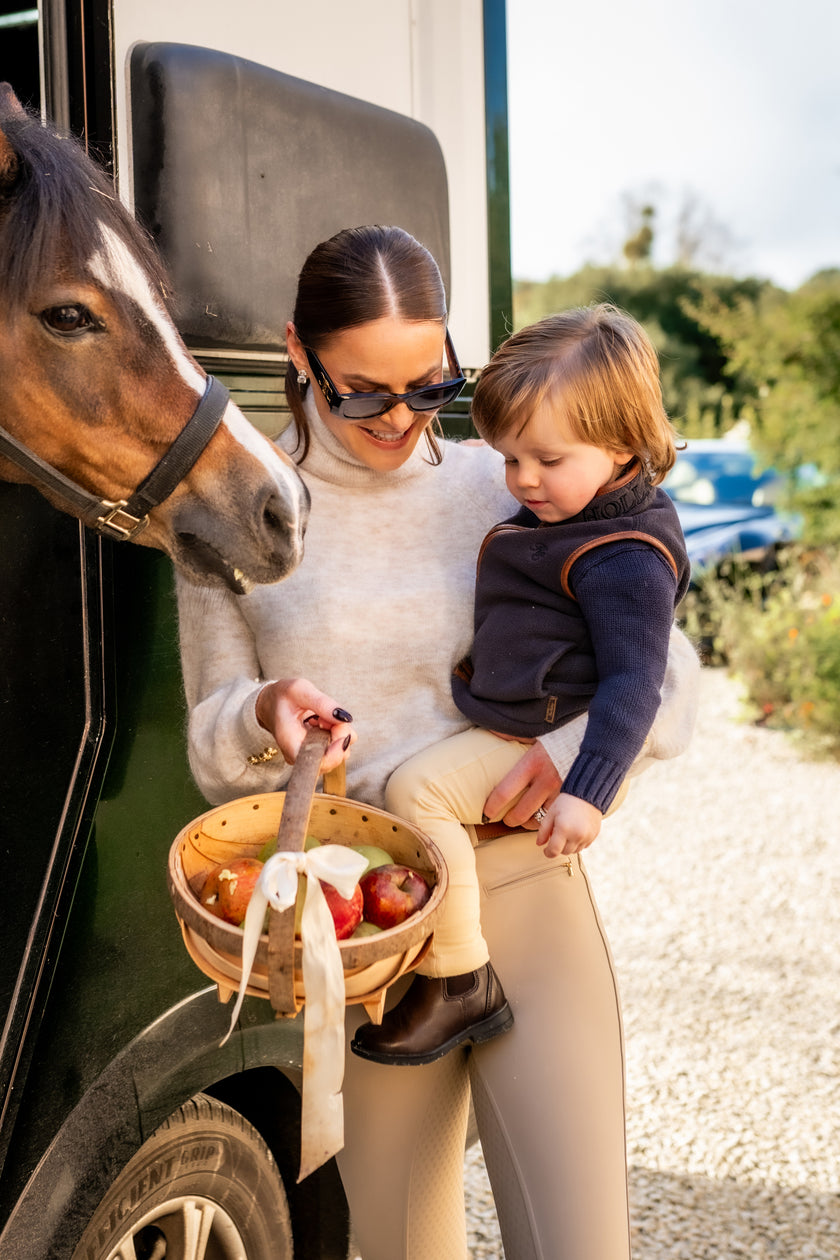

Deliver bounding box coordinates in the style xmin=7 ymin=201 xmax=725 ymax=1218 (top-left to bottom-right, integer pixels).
xmin=88 ymin=222 xmax=205 ymax=394
xmin=88 ymin=220 xmax=307 ymax=565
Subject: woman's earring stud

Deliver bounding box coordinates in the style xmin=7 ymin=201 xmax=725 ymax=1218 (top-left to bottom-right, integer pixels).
xmin=297 ymin=368 xmax=308 ymax=386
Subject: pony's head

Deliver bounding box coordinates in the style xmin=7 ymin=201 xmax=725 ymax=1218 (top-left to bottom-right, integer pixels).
xmin=0 ymin=85 xmax=308 ymax=592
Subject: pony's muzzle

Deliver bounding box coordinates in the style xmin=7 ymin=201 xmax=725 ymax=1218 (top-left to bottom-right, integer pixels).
xmin=261 ymin=480 xmax=311 ymax=555
xmin=173 ymin=474 xmax=309 ymax=593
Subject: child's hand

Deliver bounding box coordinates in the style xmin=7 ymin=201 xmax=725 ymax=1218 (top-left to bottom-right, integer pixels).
xmin=536 ymin=793 xmax=602 ymax=858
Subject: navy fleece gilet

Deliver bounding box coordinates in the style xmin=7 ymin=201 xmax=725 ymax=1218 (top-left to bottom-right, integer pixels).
xmin=451 ymin=463 xmax=691 ymax=811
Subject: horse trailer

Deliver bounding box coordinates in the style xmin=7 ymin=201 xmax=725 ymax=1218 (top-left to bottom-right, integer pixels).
xmin=0 ymin=1 xmax=512 ymax=1256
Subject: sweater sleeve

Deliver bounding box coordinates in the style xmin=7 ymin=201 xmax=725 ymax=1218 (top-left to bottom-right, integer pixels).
xmin=176 ymin=576 xmax=290 ymax=804
xmin=557 ymin=543 xmax=678 ymax=812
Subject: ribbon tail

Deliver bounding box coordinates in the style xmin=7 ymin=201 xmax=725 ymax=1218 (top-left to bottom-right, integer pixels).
xmin=220 ymin=887 xmax=269 ymax=1046
xmin=297 ymin=878 xmax=348 ymax=1181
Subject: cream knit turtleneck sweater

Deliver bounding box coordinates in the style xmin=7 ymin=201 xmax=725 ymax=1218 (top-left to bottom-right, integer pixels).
xmin=177 ymin=401 xmax=516 ymax=808
xmin=176 ymin=400 xmax=699 ymax=809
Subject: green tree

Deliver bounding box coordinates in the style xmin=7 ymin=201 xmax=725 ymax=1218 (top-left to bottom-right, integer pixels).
xmin=688 ymin=269 xmax=840 ymax=541
xmin=622 ymin=203 xmax=655 ymax=267
xmin=513 ymin=264 xmax=766 ymax=438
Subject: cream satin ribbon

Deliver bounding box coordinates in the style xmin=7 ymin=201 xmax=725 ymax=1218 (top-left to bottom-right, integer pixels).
xmin=222 ymin=845 xmax=369 ymax=1180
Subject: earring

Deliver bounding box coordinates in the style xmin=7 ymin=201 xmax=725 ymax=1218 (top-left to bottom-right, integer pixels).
xmin=297 ymin=368 xmax=308 ymax=386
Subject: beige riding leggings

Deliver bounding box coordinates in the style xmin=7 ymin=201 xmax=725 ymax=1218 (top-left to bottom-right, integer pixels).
xmin=337 ymin=829 xmax=630 ymax=1260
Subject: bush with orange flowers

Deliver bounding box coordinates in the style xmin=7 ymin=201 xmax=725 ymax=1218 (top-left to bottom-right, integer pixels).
xmin=679 ymin=545 xmax=840 ymax=758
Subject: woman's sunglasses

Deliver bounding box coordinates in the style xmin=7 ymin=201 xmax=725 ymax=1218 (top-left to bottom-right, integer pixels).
xmin=302 ymin=330 xmax=466 ymax=421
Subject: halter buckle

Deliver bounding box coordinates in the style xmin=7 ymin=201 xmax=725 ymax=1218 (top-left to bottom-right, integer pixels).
xmin=95 ymin=500 xmax=150 ymax=540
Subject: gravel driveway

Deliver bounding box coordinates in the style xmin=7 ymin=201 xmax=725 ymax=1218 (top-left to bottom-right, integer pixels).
xmin=465 ymin=665 xmax=840 ymax=1259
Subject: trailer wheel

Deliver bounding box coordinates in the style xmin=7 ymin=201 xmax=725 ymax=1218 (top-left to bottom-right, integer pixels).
xmin=72 ymin=1093 xmax=294 ymax=1260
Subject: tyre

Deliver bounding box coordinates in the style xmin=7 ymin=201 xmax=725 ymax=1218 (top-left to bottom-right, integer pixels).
xmin=72 ymin=1093 xmax=294 ymax=1260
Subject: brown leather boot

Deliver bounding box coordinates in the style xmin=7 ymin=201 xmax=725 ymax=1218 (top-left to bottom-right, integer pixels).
xmin=350 ymin=962 xmax=513 ymax=1066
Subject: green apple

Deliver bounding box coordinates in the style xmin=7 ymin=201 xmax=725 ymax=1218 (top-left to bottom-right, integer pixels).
xmin=351 ymin=921 xmax=384 ymax=938
xmin=257 ymin=831 xmax=321 ymax=863
xmin=348 ymin=844 xmax=394 ymax=875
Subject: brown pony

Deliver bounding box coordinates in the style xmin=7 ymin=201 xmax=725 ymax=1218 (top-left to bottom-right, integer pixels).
xmin=0 ymin=85 xmax=308 ymax=593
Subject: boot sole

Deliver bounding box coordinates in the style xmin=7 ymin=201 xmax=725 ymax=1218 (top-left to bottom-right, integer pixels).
xmin=350 ymin=1001 xmax=514 ymax=1067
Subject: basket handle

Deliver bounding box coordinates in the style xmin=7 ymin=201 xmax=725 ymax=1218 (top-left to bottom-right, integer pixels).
xmin=323 ymin=758 xmax=346 ymax=796
xmin=268 ymin=725 xmax=330 ymax=1012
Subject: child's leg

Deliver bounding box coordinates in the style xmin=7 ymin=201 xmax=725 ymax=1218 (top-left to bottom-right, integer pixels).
xmin=384 ymin=728 xmax=531 ymax=978
xmin=350 ymin=731 xmax=529 ymax=1066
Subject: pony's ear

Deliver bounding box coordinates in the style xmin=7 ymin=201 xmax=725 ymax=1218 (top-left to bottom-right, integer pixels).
xmin=0 ymin=83 xmax=25 ymax=187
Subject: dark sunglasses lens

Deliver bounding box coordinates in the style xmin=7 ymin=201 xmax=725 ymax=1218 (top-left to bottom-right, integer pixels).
xmin=336 ymin=376 xmax=466 ymax=420
xmin=338 ymin=396 xmax=394 ymax=420
xmin=407 ymin=380 xmax=466 ymax=412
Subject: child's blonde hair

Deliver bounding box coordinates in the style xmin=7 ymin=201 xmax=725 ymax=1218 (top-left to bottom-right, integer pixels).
xmin=471 ymin=304 xmax=679 ymax=484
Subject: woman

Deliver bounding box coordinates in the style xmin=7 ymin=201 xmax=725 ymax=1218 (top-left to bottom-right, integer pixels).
xmin=177 ymin=225 xmax=698 ymax=1259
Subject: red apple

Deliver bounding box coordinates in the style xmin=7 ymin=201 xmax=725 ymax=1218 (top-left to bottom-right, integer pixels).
xmin=319 ymin=880 xmax=363 ymax=940
xmin=200 ymin=862 xmax=232 ymax=918
xmin=360 ymin=864 xmax=431 ymax=929
xmin=201 ymin=857 xmax=264 ymax=926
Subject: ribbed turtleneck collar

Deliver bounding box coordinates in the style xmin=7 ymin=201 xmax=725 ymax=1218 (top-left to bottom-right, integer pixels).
xmin=578 ymin=461 xmax=652 ymax=522
xmin=279 ymin=391 xmax=434 ymax=489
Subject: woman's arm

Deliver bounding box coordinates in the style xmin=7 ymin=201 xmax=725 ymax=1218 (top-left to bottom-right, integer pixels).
xmin=481 ymin=740 xmax=564 ymax=828
xmin=176 ymin=579 xmax=353 ymax=803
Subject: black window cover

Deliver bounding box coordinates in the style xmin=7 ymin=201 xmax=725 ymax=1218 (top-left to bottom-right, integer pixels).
xmin=130 ymin=41 xmax=452 ymax=351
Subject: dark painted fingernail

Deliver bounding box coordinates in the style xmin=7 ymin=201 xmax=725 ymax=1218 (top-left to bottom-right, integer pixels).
xmin=481 ymin=813 xmax=489 ymax=824
xmin=333 ymin=707 xmax=353 ymax=723
xmin=342 ymin=734 xmax=352 ymax=751
xmin=303 ymin=714 xmax=320 ymax=728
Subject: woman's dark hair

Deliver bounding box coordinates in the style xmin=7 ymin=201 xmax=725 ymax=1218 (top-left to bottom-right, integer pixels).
xmin=286 ymin=225 xmax=448 ymax=462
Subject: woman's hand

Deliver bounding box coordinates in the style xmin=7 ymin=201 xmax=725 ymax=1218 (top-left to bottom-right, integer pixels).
xmin=255 ymin=677 xmax=357 ymax=772
xmin=482 ymin=742 xmax=561 ymax=828
xmin=537 ymin=793 xmax=602 ymax=857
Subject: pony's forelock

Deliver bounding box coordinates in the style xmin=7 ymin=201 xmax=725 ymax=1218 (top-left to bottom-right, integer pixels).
xmin=0 ymin=108 xmax=168 ymax=314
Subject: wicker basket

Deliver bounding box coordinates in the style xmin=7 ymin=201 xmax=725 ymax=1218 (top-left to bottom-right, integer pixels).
xmin=168 ymin=727 xmax=448 ymax=1023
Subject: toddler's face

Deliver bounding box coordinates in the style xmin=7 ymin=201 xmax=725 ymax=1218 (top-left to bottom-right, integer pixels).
xmin=495 ymin=404 xmax=631 ymax=523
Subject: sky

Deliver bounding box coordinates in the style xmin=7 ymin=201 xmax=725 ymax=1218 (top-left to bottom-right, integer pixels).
xmin=506 ymin=0 xmax=840 ymax=289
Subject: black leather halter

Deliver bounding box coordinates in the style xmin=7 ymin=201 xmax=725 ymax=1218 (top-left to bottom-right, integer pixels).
xmin=0 ymin=375 xmax=230 ymax=540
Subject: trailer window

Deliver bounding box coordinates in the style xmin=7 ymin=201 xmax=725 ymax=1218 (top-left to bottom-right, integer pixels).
xmin=0 ymin=4 xmax=39 ymax=112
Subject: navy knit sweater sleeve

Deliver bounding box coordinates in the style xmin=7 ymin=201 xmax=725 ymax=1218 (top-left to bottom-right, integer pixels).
xmin=561 ymin=541 xmax=678 ymax=812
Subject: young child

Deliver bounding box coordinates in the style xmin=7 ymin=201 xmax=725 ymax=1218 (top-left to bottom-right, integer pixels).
xmin=351 ymin=304 xmax=692 ymax=1067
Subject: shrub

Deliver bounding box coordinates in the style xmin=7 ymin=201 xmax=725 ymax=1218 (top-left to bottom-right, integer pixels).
xmin=679 ymin=547 xmax=840 ymax=758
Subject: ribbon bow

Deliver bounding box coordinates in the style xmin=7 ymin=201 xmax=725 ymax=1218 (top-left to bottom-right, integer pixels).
xmin=222 ymin=844 xmax=368 ymax=1180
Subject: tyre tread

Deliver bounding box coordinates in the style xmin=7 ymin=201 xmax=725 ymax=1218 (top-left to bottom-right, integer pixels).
xmin=71 ymin=1092 xmax=293 ymax=1260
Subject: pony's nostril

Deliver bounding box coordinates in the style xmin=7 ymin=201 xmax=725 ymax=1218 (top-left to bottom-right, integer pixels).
xmin=262 ymin=495 xmax=290 ymax=538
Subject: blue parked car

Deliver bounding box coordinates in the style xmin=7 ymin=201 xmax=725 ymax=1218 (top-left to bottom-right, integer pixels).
xmin=662 ymin=439 xmax=802 ymax=582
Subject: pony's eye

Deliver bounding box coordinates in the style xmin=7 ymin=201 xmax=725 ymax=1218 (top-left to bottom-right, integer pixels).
xmin=42 ymin=304 xmax=96 ymax=335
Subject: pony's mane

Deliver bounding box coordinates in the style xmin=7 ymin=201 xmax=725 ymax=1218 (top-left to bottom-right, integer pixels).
xmin=0 ymin=105 xmax=168 ymax=313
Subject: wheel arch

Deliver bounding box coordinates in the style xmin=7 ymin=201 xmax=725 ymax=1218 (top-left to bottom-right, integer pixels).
xmin=208 ymin=1067 xmax=351 ymax=1259
xmin=0 ymin=988 xmax=337 ymax=1260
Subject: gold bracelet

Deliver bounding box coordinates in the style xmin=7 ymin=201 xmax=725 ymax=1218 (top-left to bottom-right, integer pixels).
xmin=246 ymin=745 xmax=281 ymax=766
